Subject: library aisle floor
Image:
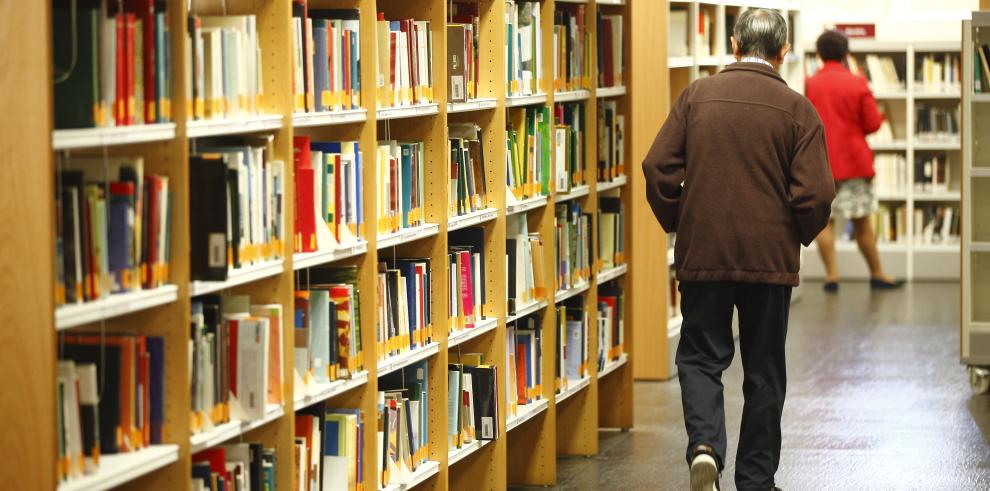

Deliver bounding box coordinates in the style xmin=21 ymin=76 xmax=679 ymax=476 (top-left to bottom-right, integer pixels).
xmin=545 ymin=283 xmax=990 ymax=490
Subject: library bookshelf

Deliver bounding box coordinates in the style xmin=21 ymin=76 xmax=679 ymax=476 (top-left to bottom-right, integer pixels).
xmin=962 ymin=13 xmax=989 ymax=368
xmin=5 ymin=0 xmax=650 ymax=489
xmin=632 ymin=0 xmax=805 ymax=381
xmin=801 ymin=40 xmax=962 ymax=281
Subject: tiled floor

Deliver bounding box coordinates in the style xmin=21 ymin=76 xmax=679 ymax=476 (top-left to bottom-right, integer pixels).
xmin=549 ymin=282 xmax=990 ymax=490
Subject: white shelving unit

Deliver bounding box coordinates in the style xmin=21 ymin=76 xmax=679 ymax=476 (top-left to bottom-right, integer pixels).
xmin=291 ymin=108 xmax=367 ymax=127
xmin=376 ymin=342 xmax=440 ymax=378
xmin=189 ymin=259 xmax=286 ymax=297
xmin=55 ymin=285 xmax=179 ymax=330
xmin=505 ymin=93 xmax=549 ymax=108
xmin=448 ymin=317 xmax=499 ymax=348
xmin=56 ymin=445 xmax=179 ymax=491
xmin=506 ymin=300 xmax=548 ymax=325
xmin=554 ymin=281 xmax=590 ymax=304
xmin=555 ymin=184 xmax=591 ymax=202
xmin=447 ymin=208 xmax=498 ymax=232
xmin=596 ymin=85 xmax=627 ymax=98
xmin=447 ymin=440 xmax=491 ymax=467
xmin=447 ymin=98 xmax=498 ymax=114
xmin=597 ymin=352 xmax=628 ymax=379
xmin=294 ymin=371 xmax=369 ymax=411
xmin=187 ymin=114 xmax=284 ymax=138
xmin=292 ymin=240 xmax=368 ymax=271
xmin=802 ymin=40 xmax=962 ymax=281
xmin=596 ymin=263 xmax=628 ymax=285
xmin=505 ymin=399 xmax=549 ymax=432
xmin=376 ymin=223 xmax=441 ymax=250
xmin=962 ymin=14 xmax=990 ymax=367
xmin=376 ymin=102 xmax=439 ymax=120
xmin=505 ymin=195 xmax=548 ymax=216
xmin=190 ymin=405 xmax=285 ymax=453
xmin=596 ymin=174 xmax=627 ymax=193
xmin=555 ymin=376 xmax=591 ymax=404
xmin=553 ymin=89 xmax=591 ymax=102
xmin=52 ymin=123 xmax=177 ymax=150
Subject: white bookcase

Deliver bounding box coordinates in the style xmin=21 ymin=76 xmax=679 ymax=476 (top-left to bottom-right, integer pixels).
xmin=962 ymin=13 xmax=990 ymax=368
xmin=801 ymin=40 xmax=962 ymax=281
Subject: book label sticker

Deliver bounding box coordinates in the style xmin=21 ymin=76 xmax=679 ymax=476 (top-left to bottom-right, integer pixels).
xmin=481 ymin=416 xmax=494 ymax=439
xmin=208 ymin=233 xmax=226 ymax=268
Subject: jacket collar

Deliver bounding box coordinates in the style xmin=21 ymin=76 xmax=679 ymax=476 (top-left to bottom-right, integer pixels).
xmin=820 ymin=60 xmax=848 ymax=72
xmin=721 ymin=62 xmax=786 ymax=85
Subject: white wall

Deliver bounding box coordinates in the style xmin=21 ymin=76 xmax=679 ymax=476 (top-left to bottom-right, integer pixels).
xmin=800 ymin=0 xmax=978 ymax=44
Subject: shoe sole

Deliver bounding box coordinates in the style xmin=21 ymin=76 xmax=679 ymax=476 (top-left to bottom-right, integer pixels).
xmin=690 ymin=454 xmax=718 ymax=491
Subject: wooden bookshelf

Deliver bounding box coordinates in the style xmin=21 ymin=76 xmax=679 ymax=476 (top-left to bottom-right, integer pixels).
xmin=635 ymin=0 xmax=805 ymax=381
xmin=5 ymin=0 xmax=654 ymax=488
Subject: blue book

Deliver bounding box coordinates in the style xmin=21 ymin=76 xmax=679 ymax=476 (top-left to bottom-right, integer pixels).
xmin=312 ymin=19 xmax=329 ymax=112
xmin=108 ymin=182 xmax=133 ymax=292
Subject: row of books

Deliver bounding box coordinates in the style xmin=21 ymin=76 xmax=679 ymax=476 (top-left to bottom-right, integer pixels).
xmin=915 ymin=205 xmax=960 ymax=245
xmin=377 ymin=141 xmax=427 ymax=235
xmin=974 ymin=44 xmax=990 ymax=93
xmin=291 ymin=4 xmax=362 ymax=114
xmin=292 ymin=137 xmax=364 ymax=254
xmin=190 ymin=137 xmax=286 ymax=282
xmin=506 ymin=1 xmax=542 ymax=97
xmin=555 ymin=202 xmax=592 ymax=291
xmin=598 ymin=100 xmax=626 ymax=182
xmin=294 ymin=266 xmax=363 ymax=389
xmin=916 ymin=104 xmax=960 ymax=141
xmin=54 ymin=0 xmax=173 ymax=129
xmin=57 ymin=334 xmax=165 ymax=483
xmin=555 ymin=302 xmax=589 ymax=392
xmin=596 ymin=13 xmax=623 ymax=88
xmin=598 ymin=284 xmax=625 ymax=369
xmin=915 ymin=53 xmax=961 ymax=93
xmin=449 ymin=228 xmax=487 ymax=334
xmin=507 ymin=214 xmax=549 ymax=314
xmin=449 ymin=124 xmax=489 ymax=217
xmin=553 ymin=4 xmax=591 ymax=92
xmin=915 ymin=155 xmax=953 ymax=193
xmin=376 ymin=16 xmax=435 ymax=108
xmin=377 ymin=259 xmax=434 ymax=361
xmin=189 ymin=296 xmax=283 ymax=434
xmin=378 ymin=361 xmax=430 ymax=488
xmin=507 ymin=106 xmax=552 ymax=201
xmin=865 ymin=204 xmax=906 ymax=244
xmin=448 ymin=355 xmax=499 ymax=448
xmin=874 ymin=153 xmax=909 ymax=196
xmin=507 ymin=317 xmax=543 ymax=412
xmin=192 ymin=443 xmax=276 ymax=491
xmin=187 ymin=15 xmax=264 ymax=121
xmin=295 ymin=408 xmax=365 ymax=491
xmin=554 ymin=102 xmax=586 ymax=193
xmin=860 ymin=55 xmax=905 ymax=92
xmin=447 ymin=2 xmax=481 ymax=103
xmin=599 ymin=195 xmax=626 ymax=270
xmin=55 ymin=156 xmax=171 ymax=306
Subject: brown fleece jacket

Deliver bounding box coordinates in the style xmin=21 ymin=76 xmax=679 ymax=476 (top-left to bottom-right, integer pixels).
xmin=642 ymin=62 xmax=835 ymax=286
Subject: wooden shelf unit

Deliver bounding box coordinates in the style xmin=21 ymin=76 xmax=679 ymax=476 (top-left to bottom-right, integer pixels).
xmin=5 ymin=0 xmax=652 ymax=489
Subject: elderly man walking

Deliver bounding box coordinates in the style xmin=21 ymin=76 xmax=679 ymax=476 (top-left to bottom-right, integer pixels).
xmin=642 ymin=9 xmax=834 ymax=491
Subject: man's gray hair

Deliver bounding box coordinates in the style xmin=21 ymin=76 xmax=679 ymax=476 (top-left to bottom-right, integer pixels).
xmin=733 ymin=8 xmax=788 ymax=60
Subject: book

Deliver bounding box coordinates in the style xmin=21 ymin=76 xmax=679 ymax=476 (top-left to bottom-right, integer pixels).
xmin=506 ymin=106 xmax=552 ymax=201
xmin=191 ymin=136 xmax=286 ymax=279
xmin=555 ymin=301 xmax=588 ymax=391
xmin=376 ymin=141 xmax=426 ymax=235
xmin=189 ymin=295 xmax=283 ymax=435
xmin=188 ymin=14 xmax=263 ymax=120
xmin=598 ymin=285 xmax=625 ymax=367
xmin=56 ymin=155 xmax=171 ymax=306
xmin=596 ymin=13 xmax=623 ymax=88
xmin=554 ymin=201 xmax=592 ymax=290
xmin=506 ymin=1 xmax=542 ymax=97
xmin=376 ymin=15 xmax=434 ymax=108
xmin=554 ymin=102 xmax=585 ymax=192
xmin=448 ymin=123 xmax=488 ymax=217
xmin=294 ymin=265 xmax=364 ymax=388
xmin=449 ymin=1 xmax=480 ymax=100
xmin=291 ymin=6 xmax=362 ymax=113
xmin=378 ymin=361 xmax=430 ymax=487
xmin=377 ymin=258 xmax=432 ymax=360
xmin=553 ymin=3 xmax=589 ymax=92
xmin=598 ymin=195 xmax=625 ymax=270
xmin=597 ymin=99 xmax=625 ymax=181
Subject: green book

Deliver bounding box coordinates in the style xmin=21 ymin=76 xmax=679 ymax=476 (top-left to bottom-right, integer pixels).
xmin=53 ymin=2 xmax=100 ymax=129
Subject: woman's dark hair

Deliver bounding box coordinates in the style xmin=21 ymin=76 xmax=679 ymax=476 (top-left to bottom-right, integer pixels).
xmin=817 ymin=30 xmax=849 ymax=62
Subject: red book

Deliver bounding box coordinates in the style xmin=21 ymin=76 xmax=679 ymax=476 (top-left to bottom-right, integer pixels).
xmin=130 ymin=0 xmax=156 ymax=122
xmin=405 ymin=20 xmax=418 ymax=99
xmin=293 ymin=136 xmax=317 ymax=252
xmin=125 ymin=14 xmax=136 ymax=125
xmin=389 ymin=156 xmax=398 ymax=219
xmin=458 ymin=251 xmax=474 ymax=328
xmin=192 ymin=447 xmax=228 ymax=476
xmin=333 ymin=153 xmax=341 ymax=239
xmin=515 ymin=343 xmax=528 ymax=405
xmin=139 ymin=338 xmax=151 ymax=447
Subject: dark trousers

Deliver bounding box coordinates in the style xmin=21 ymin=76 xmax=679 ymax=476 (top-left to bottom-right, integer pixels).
xmin=676 ymin=281 xmax=792 ymax=491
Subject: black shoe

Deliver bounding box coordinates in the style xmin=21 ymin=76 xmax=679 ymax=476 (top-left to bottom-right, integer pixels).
xmin=823 ymin=281 xmax=839 ymax=292
xmin=870 ymin=278 xmax=904 ymax=290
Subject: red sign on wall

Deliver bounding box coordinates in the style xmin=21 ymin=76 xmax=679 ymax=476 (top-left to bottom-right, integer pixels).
xmin=834 ymin=24 xmax=876 ymax=39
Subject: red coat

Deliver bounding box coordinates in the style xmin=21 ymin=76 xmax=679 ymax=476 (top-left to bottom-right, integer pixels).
xmin=805 ymin=61 xmax=885 ymax=181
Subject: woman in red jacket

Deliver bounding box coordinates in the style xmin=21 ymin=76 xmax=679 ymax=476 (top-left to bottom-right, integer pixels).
xmin=805 ymin=30 xmax=901 ymax=290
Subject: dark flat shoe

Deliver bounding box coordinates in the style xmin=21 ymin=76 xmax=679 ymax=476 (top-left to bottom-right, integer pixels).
xmin=823 ymin=281 xmax=839 ymax=292
xmin=870 ymin=278 xmax=904 ymax=290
